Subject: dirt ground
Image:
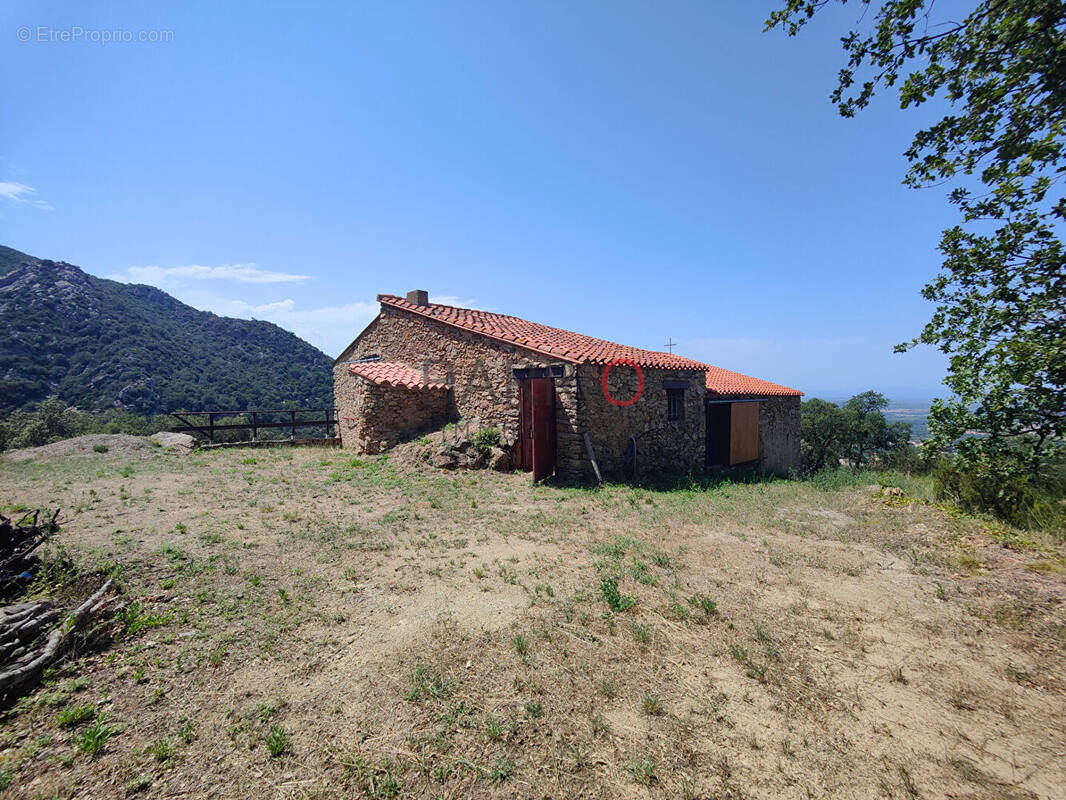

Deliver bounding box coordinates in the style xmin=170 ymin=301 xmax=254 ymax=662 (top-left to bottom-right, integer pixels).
xmin=0 ymin=442 xmax=1063 ymax=799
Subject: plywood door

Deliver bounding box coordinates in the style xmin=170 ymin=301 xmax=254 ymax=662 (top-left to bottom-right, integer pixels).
xmin=530 ymin=378 xmax=556 ymax=482
xmin=729 ymin=402 xmax=760 ymax=465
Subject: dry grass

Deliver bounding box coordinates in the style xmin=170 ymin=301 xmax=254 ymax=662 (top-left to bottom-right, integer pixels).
xmin=0 ymin=442 xmax=1063 ymax=799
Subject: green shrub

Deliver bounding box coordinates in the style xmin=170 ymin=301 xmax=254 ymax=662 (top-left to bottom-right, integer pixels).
xmin=933 ymin=461 xmax=1063 ymax=532
xmin=472 ymin=427 xmax=501 ymax=456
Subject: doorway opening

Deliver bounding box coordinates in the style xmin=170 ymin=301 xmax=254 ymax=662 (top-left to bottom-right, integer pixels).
xmin=706 ymin=401 xmax=760 ymax=468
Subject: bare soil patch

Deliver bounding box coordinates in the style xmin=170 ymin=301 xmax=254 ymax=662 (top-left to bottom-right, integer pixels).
xmin=2 ymin=434 xmax=153 ymax=463
xmin=0 ymin=446 xmax=1062 ymax=799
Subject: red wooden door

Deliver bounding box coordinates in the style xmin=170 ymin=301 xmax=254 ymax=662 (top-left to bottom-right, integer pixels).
xmin=530 ymin=378 xmax=555 ymax=481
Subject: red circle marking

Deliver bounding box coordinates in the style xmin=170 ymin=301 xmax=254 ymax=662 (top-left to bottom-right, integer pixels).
xmin=601 ymin=358 xmax=644 ymax=407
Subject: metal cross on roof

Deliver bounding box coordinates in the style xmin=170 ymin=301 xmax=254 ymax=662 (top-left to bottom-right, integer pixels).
xmin=664 ymin=337 xmax=676 ymax=354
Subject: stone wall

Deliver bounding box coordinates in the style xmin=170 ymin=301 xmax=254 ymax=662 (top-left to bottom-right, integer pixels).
xmin=757 ymin=395 xmax=801 ymax=475
xmin=707 ymin=394 xmax=801 ymax=475
xmin=570 ymin=364 xmax=707 ymax=479
xmin=333 ymin=366 xmax=450 ymax=454
xmin=334 ymin=306 xmax=574 ymax=451
xmin=333 ymin=304 xmax=794 ymax=480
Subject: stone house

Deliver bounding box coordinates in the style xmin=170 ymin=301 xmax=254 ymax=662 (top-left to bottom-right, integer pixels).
xmin=334 ymin=291 xmax=802 ymax=481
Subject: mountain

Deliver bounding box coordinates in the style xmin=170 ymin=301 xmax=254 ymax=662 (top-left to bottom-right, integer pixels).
xmin=0 ymin=245 xmax=333 ymax=416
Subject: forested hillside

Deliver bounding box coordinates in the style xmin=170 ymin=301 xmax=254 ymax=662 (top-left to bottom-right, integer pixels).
xmin=0 ymin=245 xmax=333 ymax=416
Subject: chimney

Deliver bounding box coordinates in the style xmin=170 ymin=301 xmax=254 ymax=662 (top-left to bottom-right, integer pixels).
xmin=406 ymin=289 xmax=429 ymax=306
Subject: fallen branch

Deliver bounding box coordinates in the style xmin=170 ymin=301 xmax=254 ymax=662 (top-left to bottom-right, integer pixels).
xmin=0 ymin=579 xmax=113 ymax=695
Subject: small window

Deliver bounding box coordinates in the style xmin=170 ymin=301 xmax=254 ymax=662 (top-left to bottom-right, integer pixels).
xmin=667 ymin=388 xmax=685 ymax=421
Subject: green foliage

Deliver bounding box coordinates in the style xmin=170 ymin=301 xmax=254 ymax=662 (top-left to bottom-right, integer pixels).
xmin=471 ymin=426 xmax=501 ymax=456
xmin=0 ymin=246 xmax=332 ymax=421
xmin=688 ymin=594 xmax=718 ymax=619
xmin=641 ymin=694 xmax=662 ymax=715
xmin=512 ymin=632 xmax=529 ymax=656
xmin=120 ymin=601 xmax=171 ymax=636
xmin=801 ymin=392 xmax=912 ymax=473
xmin=806 ymin=467 xmax=872 ymax=492
xmin=346 ymin=757 xmax=403 ymax=798
xmin=489 ymin=759 xmax=515 ymax=783
xmin=841 ymin=392 xmax=912 ymax=469
xmin=0 ymin=397 xmax=159 ymax=452
xmin=766 ymin=4 xmax=1066 ymax=486
xmin=145 ymin=738 xmax=176 ymax=762
xmin=599 ymin=576 xmax=636 ymax=612
xmin=933 ymin=452 xmax=1065 ymax=532
xmin=800 ymin=398 xmax=847 ymax=473
xmin=56 ymin=702 xmax=96 ymax=727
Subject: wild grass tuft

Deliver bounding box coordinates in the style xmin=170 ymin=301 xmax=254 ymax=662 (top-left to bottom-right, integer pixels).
xmin=145 ymin=738 xmax=176 ymax=762
xmin=75 ymin=721 xmax=113 ymax=757
xmin=641 ymin=694 xmax=663 ymax=715
xmin=630 ymin=622 xmax=651 ymax=645
xmin=56 ymin=702 xmax=96 ymax=727
xmin=264 ymin=724 xmax=290 ymax=757
xmin=405 ymin=664 xmax=455 ymax=702
xmin=628 ymin=758 xmax=657 ymax=785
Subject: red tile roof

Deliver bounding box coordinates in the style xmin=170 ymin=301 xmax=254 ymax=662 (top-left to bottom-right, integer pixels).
xmin=705 ymin=367 xmax=802 ymax=397
xmin=378 ymin=294 xmax=710 ymax=371
xmin=376 ymin=294 xmax=802 ymax=396
xmin=348 ymin=360 xmax=448 ymax=391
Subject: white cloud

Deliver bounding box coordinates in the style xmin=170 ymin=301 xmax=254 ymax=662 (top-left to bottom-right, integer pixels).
xmin=228 ymin=298 xmax=380 ymax=357
xmin=0 ymin=181 xmax=53 ymax=210
xmin=228 ymin=292 xmax=492 ymax=356
xmin=230 ymin=299 xmax=296 ymax=315
xmin=431 ymin=294 xmax=485 ymax=310
xmin=101 ymin=267 xmax=490 ymax=357
xmin=114 ymin=263 xmax=311 ymax=286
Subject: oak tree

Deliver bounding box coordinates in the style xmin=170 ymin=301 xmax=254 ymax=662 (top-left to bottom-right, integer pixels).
xmin=767 ymin=1 xmax=1066 ymax=481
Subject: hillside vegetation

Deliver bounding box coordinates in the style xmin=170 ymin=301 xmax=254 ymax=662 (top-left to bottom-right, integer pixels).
xmin=0 ymin=245 xmax=332 ymax=416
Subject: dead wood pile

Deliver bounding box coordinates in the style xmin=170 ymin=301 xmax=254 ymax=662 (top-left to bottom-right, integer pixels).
xmin=0 ymin=510 xmax=123 ymax=701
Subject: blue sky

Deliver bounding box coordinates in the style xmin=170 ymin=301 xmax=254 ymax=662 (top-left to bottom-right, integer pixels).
xmin=1 ymin=0 xmax=961 ymax=401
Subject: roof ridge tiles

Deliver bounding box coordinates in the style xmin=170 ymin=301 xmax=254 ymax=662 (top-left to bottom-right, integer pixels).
xmin=377 ymin=294 xmax=709 ymax=372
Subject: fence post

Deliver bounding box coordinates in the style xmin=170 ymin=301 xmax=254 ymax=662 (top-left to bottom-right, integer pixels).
xmin=251 ymin=411 xmax=258 ymax=442
xmin=208 ymin=413 xmax=215 ymax=443
xmin=290 ymin=410 xmax=296 ymax=441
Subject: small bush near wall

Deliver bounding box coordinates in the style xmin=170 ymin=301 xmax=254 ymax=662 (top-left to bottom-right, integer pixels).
xmin=472 ymin=427 xmax=501 ymax=456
